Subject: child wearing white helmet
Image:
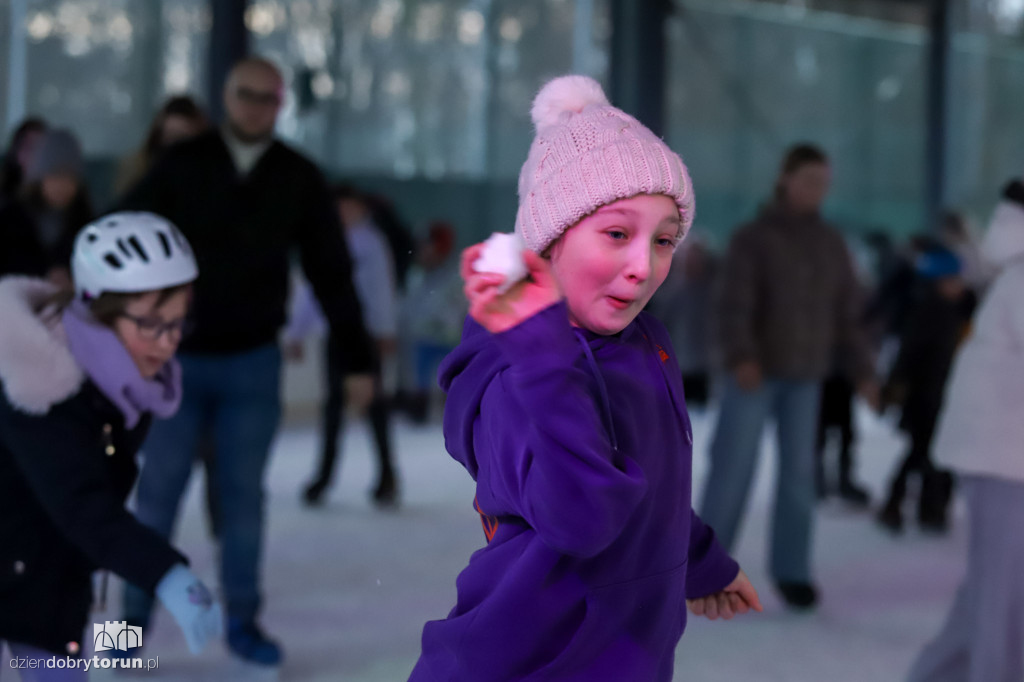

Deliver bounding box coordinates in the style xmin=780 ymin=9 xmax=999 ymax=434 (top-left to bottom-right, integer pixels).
xmin=0 ymin=212 xmax=221 ymax=678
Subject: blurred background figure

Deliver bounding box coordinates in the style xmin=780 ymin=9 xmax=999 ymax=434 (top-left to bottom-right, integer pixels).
xmin=646 ymin=232 xmax=719 ymax=408
xmin=877 ymin=244 xmax=976 ymax=534
xmin=0 ymin=128 xmax=93 ymax=287
xmin=286 ymin=184 xmax=400 ymax=508
xmin=364 ymin=191 xmax=416 ymax=295
xmin=905 ymin=178 xmax=1024 ymax=682
xmin=396 ymin=220 xmax=466 ymax=424
xmin=117 ymin=56 xmax=374 ymax=669
xmin=0 ymin=117 xmax=47 ymax=206
xmin=700 ymin=143 xmax=878 ymax=610
xmin=114 ymin=95 xmax=208 ymax=198
xmin=938 ymin=210 xmax=995 ymax=296
xmin=815 ymin=358 xmax=870 ymax=506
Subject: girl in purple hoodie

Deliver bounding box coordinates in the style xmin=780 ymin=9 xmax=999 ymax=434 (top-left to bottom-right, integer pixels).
xmin=410 ymin=76 xmax=761 ymax=682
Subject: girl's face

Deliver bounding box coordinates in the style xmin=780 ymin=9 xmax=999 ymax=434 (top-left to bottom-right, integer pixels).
xmin=779 ymin=162 xmax=831 ymax=214
xmin=549 ymin=194 xmax=680 ymax=335
xmin=112 ymin=290 xmax=190 ymax=378
xmin=40 ymin=172 xmax=79 ymax=210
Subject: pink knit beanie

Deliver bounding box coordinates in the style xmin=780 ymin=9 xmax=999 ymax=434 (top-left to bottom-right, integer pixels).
xmin=514 ymin=75 xmax=695 ymax=254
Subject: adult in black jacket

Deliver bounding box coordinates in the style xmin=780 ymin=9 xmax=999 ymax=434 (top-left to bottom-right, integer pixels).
xmin=0 ymin=213 xmax=220 ymax=670
xmin=878 ymin=246 xmax=976 ymax=533
xmin=117 ymin=56 xmax=375 ymax=668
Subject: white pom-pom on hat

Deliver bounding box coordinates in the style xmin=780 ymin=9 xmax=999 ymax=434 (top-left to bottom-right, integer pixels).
xmin=530 ymin=75 xmax=610 ymax=133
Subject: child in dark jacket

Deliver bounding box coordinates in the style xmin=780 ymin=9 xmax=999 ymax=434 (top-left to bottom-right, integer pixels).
xmin=409 ymin=76 xmax=760 ymax=682
xmin=0 ymin=212 xmax=220 ymax=676
xmin=878 ymin=245 xmax=977 ymax=533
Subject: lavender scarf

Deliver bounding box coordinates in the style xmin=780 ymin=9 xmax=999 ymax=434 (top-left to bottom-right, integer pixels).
xmin=61 ymin=301 xmax=182 ymax=428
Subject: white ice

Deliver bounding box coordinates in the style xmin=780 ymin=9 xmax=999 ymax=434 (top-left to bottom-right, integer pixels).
xmin=89 ymin=404 xmax=964 ymax=682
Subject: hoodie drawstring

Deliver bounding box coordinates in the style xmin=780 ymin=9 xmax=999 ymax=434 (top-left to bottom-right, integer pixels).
xmin=575 ymin=331 xmax=619 ymax=452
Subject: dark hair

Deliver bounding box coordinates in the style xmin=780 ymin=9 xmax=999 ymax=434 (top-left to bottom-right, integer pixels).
xmin=143 ymin=95 xmax=207 ymax=159
xmin=43 ymin=283 xmax=192 ymax=329
xmin=1 ymin=117 xmax=47 ymax=197
xmin=774 ymin=143 xmax=829 ymax=201
xmin=333 ymin=183 xmax=365 ymax=203
xmin=18 ymin=176 xmax=95 ymax=253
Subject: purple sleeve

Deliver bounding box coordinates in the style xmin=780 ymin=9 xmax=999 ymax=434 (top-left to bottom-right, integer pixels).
xmin=479 ymin=302 xmax=648 ymax=558
xmin=685 ymin=509 xmax=739 ymax=598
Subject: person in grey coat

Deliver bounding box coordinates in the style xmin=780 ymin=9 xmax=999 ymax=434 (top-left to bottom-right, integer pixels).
xmin=699 ymin=144 xmax=878 ymax=609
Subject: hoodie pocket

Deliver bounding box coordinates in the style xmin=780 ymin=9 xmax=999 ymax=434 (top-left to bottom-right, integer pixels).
xmin=531 ymin=561 xmax=688 ymax=681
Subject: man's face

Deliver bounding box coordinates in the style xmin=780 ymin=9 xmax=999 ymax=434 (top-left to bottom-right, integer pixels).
xmin=223 ymin=65 xmax=283 ymax=143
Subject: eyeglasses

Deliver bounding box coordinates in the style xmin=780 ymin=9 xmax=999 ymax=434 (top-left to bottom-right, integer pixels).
xmin=119 ymin=313 xmax=189 ymax=342
xmin=235 ymin=86 xmax=282 ymax=107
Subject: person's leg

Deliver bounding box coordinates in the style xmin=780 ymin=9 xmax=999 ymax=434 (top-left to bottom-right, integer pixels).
xmin=907 ymin=476 xmax=1024 ymax=682
xmin=368 ymin=370 xmax=398 ymax=506
xmin=198 ymin=426 xmax=220 ymax=539
xmin=964 ymin=478 xmax=1024 ymax=682
xmin=211 ymin=345 xmax=283 ymax=664
xmin=122 ymin=354 xmax=208 ymax=628
xmin=6 ymin=642 xmax=87 ymax=682
xmin=698 ymin=375 xmax=773 ymax=553
xmin=880 ymin=421 xmax=931 ymax=531
xmin=304 ymin=336 xmax=346 ymax=503
xmin=836 ymin=379 xmax=870 ymax=505
xmin=770 ymin=380 xmax=822 ymax=588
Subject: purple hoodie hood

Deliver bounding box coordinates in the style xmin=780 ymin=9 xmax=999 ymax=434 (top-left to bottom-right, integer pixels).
xmin=411 ymin=302 xmax=738 ymax=682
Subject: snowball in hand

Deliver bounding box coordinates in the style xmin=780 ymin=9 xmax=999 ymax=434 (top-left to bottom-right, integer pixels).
xmin=473 ymin=232 xmax=529 ymax=294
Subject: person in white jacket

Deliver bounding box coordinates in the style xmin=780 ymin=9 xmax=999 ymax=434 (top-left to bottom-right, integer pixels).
xmin=906 ymin=179 xmax=1024 ymax=682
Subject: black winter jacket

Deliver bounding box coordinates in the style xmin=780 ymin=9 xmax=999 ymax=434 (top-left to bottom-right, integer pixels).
xmin=0 ymin=277 xmax=186 ymax=656
xmin=118 ymin=129 xmax=373 ymax=371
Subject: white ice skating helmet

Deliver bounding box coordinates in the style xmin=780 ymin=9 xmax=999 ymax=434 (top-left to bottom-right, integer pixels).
xmin=72 ymin=212 xmax=198 ymax=300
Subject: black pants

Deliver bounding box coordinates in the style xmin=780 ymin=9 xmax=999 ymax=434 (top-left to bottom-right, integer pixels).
xmin=682 ymin=372 xmax=710 ymax=407
xmin=815 ymin=374 xmax=856 ymax=492
xmin=310 ymin=335 xmax=393 ymax=487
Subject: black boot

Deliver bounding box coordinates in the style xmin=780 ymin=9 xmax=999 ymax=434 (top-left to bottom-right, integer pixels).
xmin=302 ymin=476 xmax=330 ymax=506
xmin=839 ymin=480 xmax=871 ymax=508
xmin=372 ymin=467 xmax=399 ymax=508
xmin=918 ymin=470 xmax=954 ymax=533
xmin=876 ymin=494 xmax=903 ymax=533
xmin=775 ymin=582 xmax=819 ymax=609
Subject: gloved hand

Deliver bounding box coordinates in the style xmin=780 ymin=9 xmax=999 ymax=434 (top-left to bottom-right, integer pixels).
xmin=155 ymin=564 xmax=223 ymax=654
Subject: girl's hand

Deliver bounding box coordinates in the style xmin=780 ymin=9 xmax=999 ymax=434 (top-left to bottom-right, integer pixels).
xmin=461 ymin=244 xmax=562 ymax=334
xmin=686 ymin=569 xmax=763 ymax=621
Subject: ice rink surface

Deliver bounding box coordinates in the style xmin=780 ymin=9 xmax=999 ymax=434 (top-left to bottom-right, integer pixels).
xmin=84 ymin=405 xmax=964 ymax=681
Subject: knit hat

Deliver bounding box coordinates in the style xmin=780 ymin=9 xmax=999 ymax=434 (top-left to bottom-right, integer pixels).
xmin=25 ymin=129 xmax=83 ymax=183
xmin=514 ymin=75 xmax=694 ymax=254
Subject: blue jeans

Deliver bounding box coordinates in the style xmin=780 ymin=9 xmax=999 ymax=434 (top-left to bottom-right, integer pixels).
xmin=124 ymin=345 xmax=282 ymax=624
xmin=415 ymin=342 xmax=453 ymax=391
xmin=700 ymin=376 xmax=822 ymax=583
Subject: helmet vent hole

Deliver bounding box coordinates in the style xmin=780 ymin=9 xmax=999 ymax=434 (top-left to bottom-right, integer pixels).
xmin=86 ymin=233 xmax=98 ymax=243
xmin=103 ymin=254 xmax=123 ymax=269
xmin=157 ymin=231 xmax=172 ymax=258
xmin=127 ymin=236 xmax=150 ymax=263
xmin=117 ymin=239 xmax=132 ymax=258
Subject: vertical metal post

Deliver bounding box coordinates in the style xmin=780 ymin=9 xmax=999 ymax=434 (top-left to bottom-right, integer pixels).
xmin=609 ymin=0 xmax=669 ymax=136
xmin=925 ymin=0 xmax=951 ymax=230
xmin=207 ymin=0 xmax=249 ymax=124
xmin=6 ymin=0 xmax=28 ymax=132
